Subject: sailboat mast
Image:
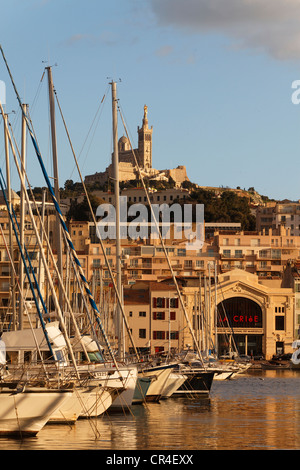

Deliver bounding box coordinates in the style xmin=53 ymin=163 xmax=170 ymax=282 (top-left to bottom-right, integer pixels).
xmin=111 ymin=81 xmax=123 ymax=360
xmin=3 ymin=113 xmax=16 ymax=330
xmin=19 ymin=103 xmax=28 ymax=330
xmin=214 ymin=262 xmax=218 ymax=357
xmin=46 ymin=66 xmax=63 ymax=306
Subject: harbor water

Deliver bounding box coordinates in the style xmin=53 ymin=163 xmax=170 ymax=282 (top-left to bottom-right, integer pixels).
xmin=2 ymin=368 xmax=300 ymax=451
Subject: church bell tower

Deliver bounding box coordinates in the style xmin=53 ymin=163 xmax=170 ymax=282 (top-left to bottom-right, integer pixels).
xmin=137 ymin=105 xmax=153 ymax=170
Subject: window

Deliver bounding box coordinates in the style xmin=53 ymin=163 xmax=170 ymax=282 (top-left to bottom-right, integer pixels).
xmin=153 ymin=297 xmax=165 ymax=308
xmin=271 ymin=249 xmax=281 ymax=259
xmin=153 ymin=331 xmax=165 ymax=339
xmin=259 ymin=250 xmax=269 ymax=258
xmin=184 ymin=260 xmax=193 ymax=268
xmin=170 ymin=298 xmax=179 ymax=308
xmin=275 ymin=316 xmax=285 ymax=330
xmin=153 ymin=312 xmax=165 ymax=320
xmin=139 ymin=311 xmax=146 ymax=317
xmin=177 ymin=248 xmax=186 ymax=257
xmin=275 ymin=306 xmax=284 ymax=313
xmin=139 ymin=329 xmax=146 ymax=339
xmin=167 ymin=331 xmax=179 ymax=340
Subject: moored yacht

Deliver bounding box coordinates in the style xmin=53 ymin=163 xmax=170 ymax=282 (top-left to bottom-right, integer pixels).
xmin=0 ymin=383 xmax=72 ymax=436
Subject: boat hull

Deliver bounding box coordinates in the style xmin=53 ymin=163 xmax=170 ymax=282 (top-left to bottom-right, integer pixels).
xmin=79 ymin=387 xmax=120 ymax=418
xmin=109 ymin=366 xmax=138 ymax=409
xmin=161 ymin=373 xmax=187 ymax=398
xmin=172 ymin=371 xmax=215 ymax=396
xmin=0 ymin=387 xmax=72 ymax=437
xmin=142 ymin=365 xmax=174 ymax=402
xmin=212 ymin=371 xmax=234 ymax=380
xmin=132 ymin=376 xmax=152 ymax=404
xmin=48 ymin=387 xmax=96 ymax=424
xmin=78 ymin=364 xmax=138 ymax=409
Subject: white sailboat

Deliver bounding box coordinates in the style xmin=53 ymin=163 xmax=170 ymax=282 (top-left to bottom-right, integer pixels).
xmin=79 ymin=386 xmax=122 ymax=418
xmin=48 ymin=386 xmax=97 ymax=423
xmin=161 ymin=372 xmax=188 ymax=399
xmin=140 ymin=364 xmax=174 ymax=402
xmin=0 ymin=384 xmax=72 ymax=436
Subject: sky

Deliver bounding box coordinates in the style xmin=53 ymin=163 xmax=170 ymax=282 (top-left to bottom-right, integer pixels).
xmin=1 ymin=0 xmax=300 ymax=201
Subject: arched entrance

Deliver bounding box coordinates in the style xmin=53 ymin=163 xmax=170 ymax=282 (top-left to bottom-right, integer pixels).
xmin=217 ymin=296 xmax=263 ymax=357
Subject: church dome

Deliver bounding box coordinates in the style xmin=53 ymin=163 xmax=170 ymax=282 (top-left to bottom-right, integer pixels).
xmin=118 ymin=135 xmax=130 ymax=151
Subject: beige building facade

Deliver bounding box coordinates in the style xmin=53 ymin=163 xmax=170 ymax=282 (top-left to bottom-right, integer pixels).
xmin=256 ymin=201 xmax=300 ymax=236
xmin=99 ymin=270 xmax=295 ymax=360
xmin=213 ymin=270 xmax=294 ymax=359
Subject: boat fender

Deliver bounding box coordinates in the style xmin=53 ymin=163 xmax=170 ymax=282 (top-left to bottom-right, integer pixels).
xmin=292 ymin=349 xmax=300 ymax=365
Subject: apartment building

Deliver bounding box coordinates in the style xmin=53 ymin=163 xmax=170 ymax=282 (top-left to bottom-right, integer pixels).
xmin=257 ymin=201 xmax=300 ymax=236
xmin=214 ymin=226 xmax=300 ymax=284
xmin=123 ymin=281 xmax=185 ymax=356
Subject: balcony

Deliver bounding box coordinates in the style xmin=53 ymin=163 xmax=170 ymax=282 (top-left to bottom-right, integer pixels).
xmin=220 ymin=264 xmax=245 ymax=272
xmin=221 ymin=253 xmax=245 ymax=259
xmin=256 ymin=264 xmax=272 ymax=271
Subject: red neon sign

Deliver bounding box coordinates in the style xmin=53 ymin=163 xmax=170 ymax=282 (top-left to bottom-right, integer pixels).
xmin=218 ymin=314 xmax=261 ymax=327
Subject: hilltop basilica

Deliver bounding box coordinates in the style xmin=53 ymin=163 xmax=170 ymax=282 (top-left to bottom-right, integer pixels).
xmin=84 ymin=105 xmax=189 ymax=187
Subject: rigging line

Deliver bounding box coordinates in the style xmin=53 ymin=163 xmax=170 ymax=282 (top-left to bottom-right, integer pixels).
xmin=0 ymin=47 xmax=113 ymax=372
xmin=0 ymin=164 xmax=46 ymax=313
xmin=61 ymin=227 xmax=102 ymax=354
xmin=6 ymin=122 xmax=51 ymax=319
xmin=118 ymin=106 xmax=205 ymax=366
xmin=9 ymin=144 xmax=91 ymax=362
xmin=217 ymin=281 xmax=240 ymax=355
xmin=54 ymin=86 xmax=140 ymax=362
xmin=8 ymin=121 xmax=45 ymax=260
xmin=26 ymin=69 xmax=46 ymax=118
xmin=0 ymin=102 xmax=81 ymax=379
xmin=0 ymin=168 xmax=55 ymax=357
xmin=78 ymin=87 xmax=109 ymax=159
xmin=64 ymin=85 xmax=109 ymax=181
xmin=0 ymin=222 xmax=50 ymax=374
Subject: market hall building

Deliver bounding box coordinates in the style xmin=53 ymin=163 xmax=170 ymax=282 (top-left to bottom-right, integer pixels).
xmin=213 ymin=269 xmax=294 ymax=359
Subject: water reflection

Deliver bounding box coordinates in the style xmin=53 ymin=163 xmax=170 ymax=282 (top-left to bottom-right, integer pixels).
xmin=2 ymin=370 xmax=300 ymax=450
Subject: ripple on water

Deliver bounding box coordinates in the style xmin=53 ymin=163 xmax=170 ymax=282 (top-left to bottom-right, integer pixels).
xmin=1 ymin=370 xmax=300 ymax=450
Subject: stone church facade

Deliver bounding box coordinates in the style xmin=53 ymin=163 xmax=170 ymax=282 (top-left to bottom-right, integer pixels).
xmin=84 ymin=105 xmax=189 ymax=187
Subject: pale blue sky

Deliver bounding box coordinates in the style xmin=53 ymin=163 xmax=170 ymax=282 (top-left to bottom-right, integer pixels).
xmin=1 ymin=0 xmax=300 ymax=201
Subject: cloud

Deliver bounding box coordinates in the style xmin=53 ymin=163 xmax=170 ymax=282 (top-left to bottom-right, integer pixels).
xmin=62 ymin=31 xmax=119 ymax=48
xmin=155 ymin=45 xmax=173 ymax=57
xmin=149 ymin=0 xmax=300 ymax=60
xmin=64 ymin=34 xmax=89 ymax=47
